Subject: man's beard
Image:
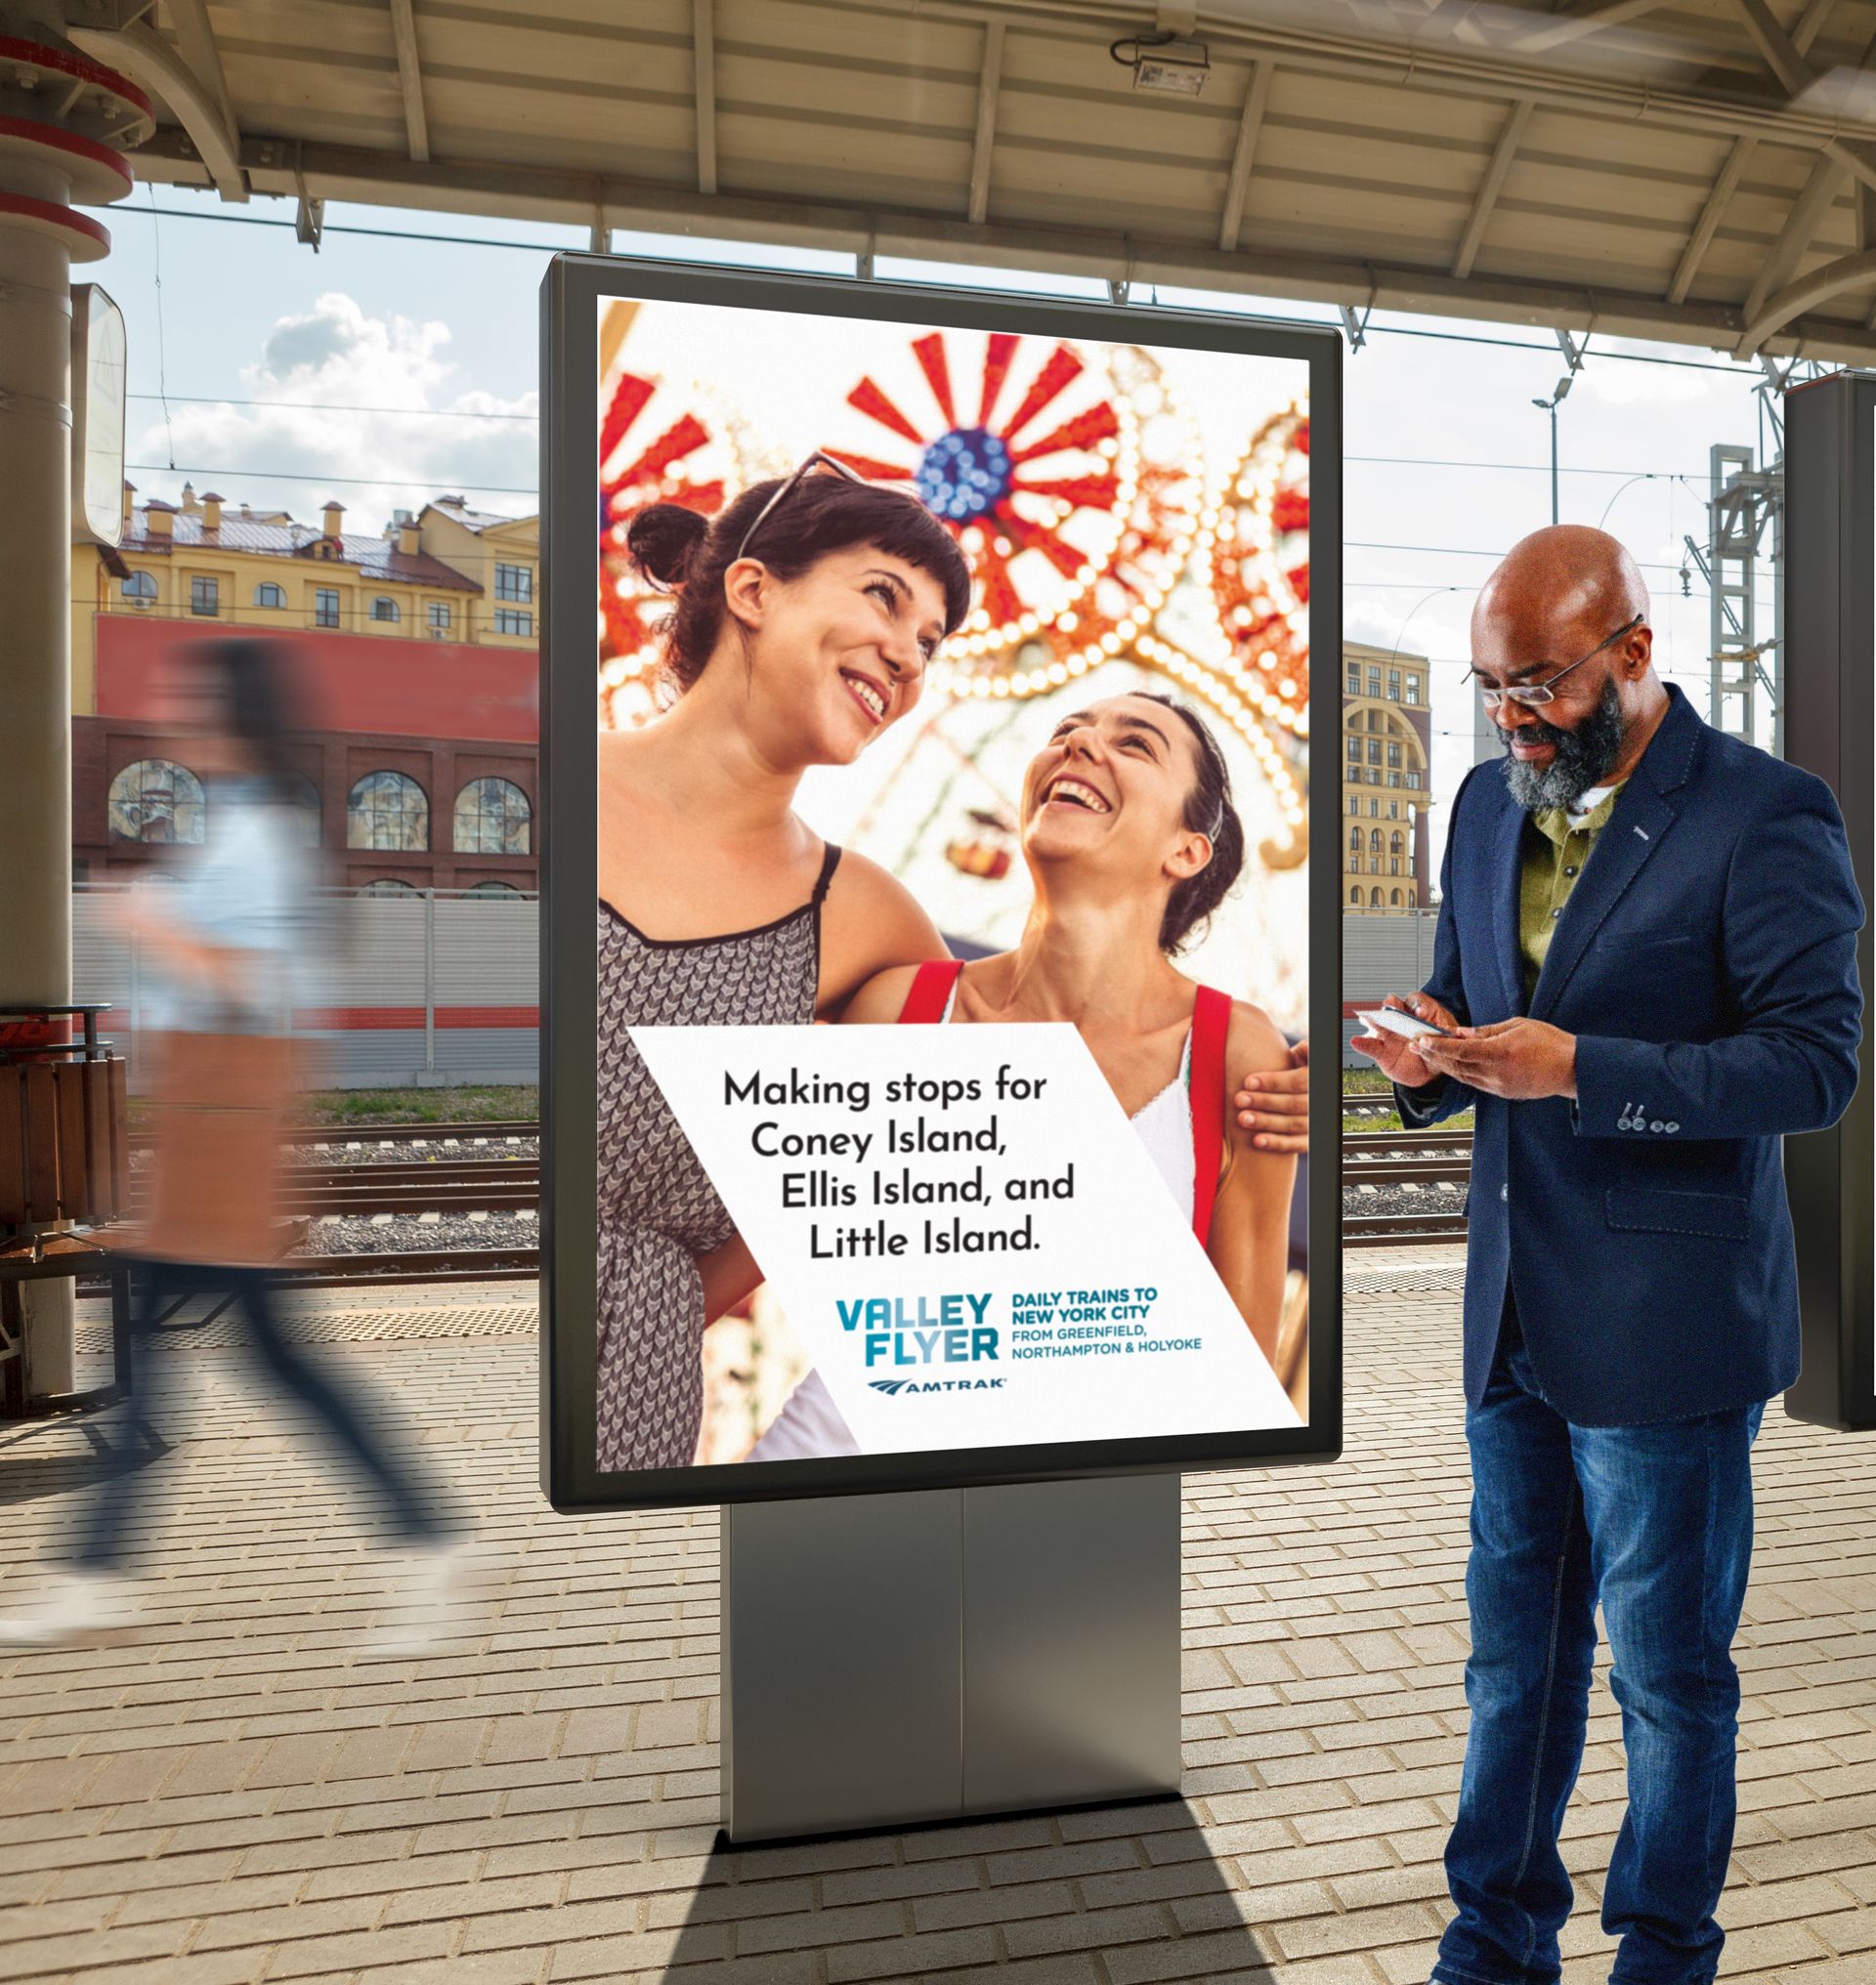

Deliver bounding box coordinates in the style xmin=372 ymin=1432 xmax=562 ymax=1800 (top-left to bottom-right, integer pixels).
xmin=1499 ymin=679 xmax=1627 ymax=813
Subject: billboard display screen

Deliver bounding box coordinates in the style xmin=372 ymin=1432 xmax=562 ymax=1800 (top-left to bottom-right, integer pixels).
xmin=540 ymin=258 xmax=1342 ymax=1507
xmin=1785 ymin=369 xmax=1876 ymax=1432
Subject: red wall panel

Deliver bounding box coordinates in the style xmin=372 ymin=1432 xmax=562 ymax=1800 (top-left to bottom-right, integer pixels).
xmin=95 ymin=614 xmax=539 ymax=744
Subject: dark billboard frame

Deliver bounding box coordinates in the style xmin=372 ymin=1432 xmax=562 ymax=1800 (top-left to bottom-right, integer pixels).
xmin=538 ymin=252 xmax=1344 ymax=1509
xmin=1783 ymin=368 xmax=1876 ymax=1432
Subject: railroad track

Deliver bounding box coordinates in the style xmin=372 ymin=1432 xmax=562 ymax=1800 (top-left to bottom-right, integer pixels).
xmin=105 ymin=1116 xmax=1475 ymax=1278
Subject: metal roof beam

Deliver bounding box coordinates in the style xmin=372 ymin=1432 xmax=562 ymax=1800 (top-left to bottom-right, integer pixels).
xmin=1514 ymin=0 xmax=1674 ymax=55
xmin=1731 ymin=0 xmax=1818 ymax=104
xmin=966 ymin=20 xmax=1003 ymax=226
xmin=1739 ymin=149 xmax=1848 ymax=347
xmin=69 ymin=14 xmax=244 ymax=200
xmin=1452 ymin=97 xmax=1532 ymax=280
xmin=388 ymin=0 xmax=430 ymax=165
xmin=1217 ymin=59 xmax=1272 ymax=253
xmin=1667 ymin=136 xmax=1753 ymax=305
xmin=694 ymin=0 xmax=717 ymax=197
xmin=130 ymin=130 xmax=1876 ymax=365
xmin=1664 ymin=0 xmax=1839 ymax=305
xmin=1736 ymin=244 xmax=1876 ymax=355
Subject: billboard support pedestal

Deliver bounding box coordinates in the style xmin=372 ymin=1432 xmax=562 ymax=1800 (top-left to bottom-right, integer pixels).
xmin=721 ymin=1471 xmax=1180 ymax=1841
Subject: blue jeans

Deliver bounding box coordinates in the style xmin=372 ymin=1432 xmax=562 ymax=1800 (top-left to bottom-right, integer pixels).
xmin=80 ymin=1260 xmax=448 ymax=1570
xmin=1433 ymin=1307 xmax=1764 ymax=1985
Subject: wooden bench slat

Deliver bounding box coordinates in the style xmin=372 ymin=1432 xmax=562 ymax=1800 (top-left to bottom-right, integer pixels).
xmin=108 ymin=1056 xmax=129 ymax=1215
xmin=21 ymin=1065 xmax=57 ymax=1224
xmin=54 ymin=1062 xmax=89 ymax=1221
xmin=0 ymin=1070 xmax=23 ymax=1227
xmin=84 ymin=1059 xmax=113 ymax=1218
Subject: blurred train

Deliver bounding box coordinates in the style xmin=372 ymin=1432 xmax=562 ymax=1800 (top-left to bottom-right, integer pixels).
xmin=72 ymin=885 xmax=540 ymax=1091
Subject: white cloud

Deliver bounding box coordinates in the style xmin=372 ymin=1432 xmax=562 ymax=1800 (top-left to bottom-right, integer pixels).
xmin=131 ymin=292 xmax=537 ymax=528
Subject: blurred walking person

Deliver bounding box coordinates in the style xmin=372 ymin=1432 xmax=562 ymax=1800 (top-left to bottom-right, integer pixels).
xmin=1 ymin=639 xmax=458 ymax=1651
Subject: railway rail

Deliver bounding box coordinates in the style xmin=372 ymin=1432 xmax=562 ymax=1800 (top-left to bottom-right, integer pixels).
xmin=98 ymin=1116 xmax=1475 ymax=1283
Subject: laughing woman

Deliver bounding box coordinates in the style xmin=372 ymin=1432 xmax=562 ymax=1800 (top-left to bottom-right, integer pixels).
xmin=598 ymin=457 xmax=971 ymax=1472
xmin=748 ymin=690 xmax=1300 ymax=1460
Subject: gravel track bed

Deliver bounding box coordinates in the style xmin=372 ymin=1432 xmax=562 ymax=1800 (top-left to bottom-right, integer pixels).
xmin=293 ymin=1210 xmax=538 ymax=1255
xmin=292 ymin=1134 xmax=538 ymax=1167
xmin=1343 ymin=1181 xmax=1469 ymax=1221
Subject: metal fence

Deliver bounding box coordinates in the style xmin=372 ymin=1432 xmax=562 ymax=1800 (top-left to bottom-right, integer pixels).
xmin=1342 ymin=909 xmax=1442 ymax=1067
xmin=68 ymin=890 xmax=1443 ymax=1086
xmin=72 ymin=885 xmax=540 ymax=1091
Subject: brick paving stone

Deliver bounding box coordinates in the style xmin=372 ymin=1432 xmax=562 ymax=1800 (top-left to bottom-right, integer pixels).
xmin=0 ymin=1263 xmax=1871 ymax=1982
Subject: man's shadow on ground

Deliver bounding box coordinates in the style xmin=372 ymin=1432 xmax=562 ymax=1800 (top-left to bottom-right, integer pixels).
xmin=659 ymin=1795 xmax=1275 ymax=1980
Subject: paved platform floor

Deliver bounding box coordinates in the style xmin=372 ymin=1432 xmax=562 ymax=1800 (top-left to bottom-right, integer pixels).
xmin=2 ymin=1258 xmax=1875 ymax=1983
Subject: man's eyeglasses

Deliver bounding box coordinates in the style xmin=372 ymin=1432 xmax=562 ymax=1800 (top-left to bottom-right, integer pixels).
xmin=1467 ymin=614 xmax=1644 ymax=707
xmin=736 ymin=450 xmax=865 ymax=563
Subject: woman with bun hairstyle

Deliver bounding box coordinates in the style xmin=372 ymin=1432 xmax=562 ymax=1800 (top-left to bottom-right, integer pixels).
xmin=598 ymin=456 xmax=971 ymax=1472
xmin=748 ymin=690 xmax=1300 ymax=1460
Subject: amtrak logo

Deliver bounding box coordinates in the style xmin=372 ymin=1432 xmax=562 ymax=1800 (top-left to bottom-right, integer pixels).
xmin=869 ymin=1376 xmax=1006 ymax=1395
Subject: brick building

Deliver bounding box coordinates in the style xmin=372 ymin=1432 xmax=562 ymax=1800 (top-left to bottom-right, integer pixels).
xmin=1343 ymin=640 xmax=1433 ymax=913
xmin=72 ymin=490 xmax=539 ymax=894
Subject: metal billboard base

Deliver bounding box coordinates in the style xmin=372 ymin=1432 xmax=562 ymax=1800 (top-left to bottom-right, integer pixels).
xmin=721 ymin=1471 xmax=1180 ymax=1842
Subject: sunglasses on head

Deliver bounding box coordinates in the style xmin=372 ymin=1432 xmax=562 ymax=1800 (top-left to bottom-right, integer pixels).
xmin=736 ymin=451 xmax=866 ymax=564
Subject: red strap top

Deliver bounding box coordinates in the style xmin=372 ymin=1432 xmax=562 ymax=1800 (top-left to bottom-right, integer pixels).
xmin=896 ymin=962 xmax=1231 ymax=1246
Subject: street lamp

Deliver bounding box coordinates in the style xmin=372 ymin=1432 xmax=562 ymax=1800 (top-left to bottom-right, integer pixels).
xmin=1532 ymin=374 xmax=1572 ymax=526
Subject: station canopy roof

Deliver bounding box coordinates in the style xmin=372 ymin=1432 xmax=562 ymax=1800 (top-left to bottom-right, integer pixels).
xmin=77 ymin=0 xmax=1876 ymax=366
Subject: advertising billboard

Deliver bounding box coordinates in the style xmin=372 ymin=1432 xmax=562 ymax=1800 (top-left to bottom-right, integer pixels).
xmin=1785 ymin=369 xmax=1876 ymax=1431
xmin=540 ymin=257 xmax=1341 ymax=1507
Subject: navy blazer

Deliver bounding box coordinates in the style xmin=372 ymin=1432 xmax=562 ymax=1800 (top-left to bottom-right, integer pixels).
xmin=1395 ymin=683 xmax=1864 ymax=1425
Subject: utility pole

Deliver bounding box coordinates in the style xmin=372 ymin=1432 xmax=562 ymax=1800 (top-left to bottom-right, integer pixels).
xmin=1532 ymin=374 xmax=1572 ymax=526
xmin=1683 ymin=442 xmax=1784 ymax=755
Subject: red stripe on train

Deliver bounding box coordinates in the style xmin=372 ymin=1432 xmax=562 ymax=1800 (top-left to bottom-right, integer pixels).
xmin=299 ymin=1007 xmax=540 ymax=1031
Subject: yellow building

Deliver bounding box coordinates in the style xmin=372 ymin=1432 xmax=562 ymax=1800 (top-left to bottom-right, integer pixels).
xmin=72 ymin=486 xmax=539 ymax=717
xmin=1343 ymin=640 xmax=1434 ymax=914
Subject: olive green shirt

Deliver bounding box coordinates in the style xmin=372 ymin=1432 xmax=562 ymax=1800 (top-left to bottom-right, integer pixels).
xmin=1519 ymin=781 xmax=1628 ymax=1001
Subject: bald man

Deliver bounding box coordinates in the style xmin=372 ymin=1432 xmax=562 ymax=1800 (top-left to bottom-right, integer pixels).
xmin=1356 ymin=527 xmax=1862 ymax=1985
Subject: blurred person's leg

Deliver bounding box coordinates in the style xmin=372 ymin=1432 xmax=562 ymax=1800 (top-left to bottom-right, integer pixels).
xmin=232 ymin=1267 xmax=450 ymax=1545
xmin=0 ymin=1261 xmax=186 ymax=1644
xmin=75 ymin=1258 xmax=187 ymax=1574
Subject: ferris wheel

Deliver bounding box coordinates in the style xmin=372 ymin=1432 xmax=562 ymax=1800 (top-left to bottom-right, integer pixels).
xmin=596 ymin=365 xmax=777 ymax=728
xmin=823 ymin=331 xmax=1206 ymax=699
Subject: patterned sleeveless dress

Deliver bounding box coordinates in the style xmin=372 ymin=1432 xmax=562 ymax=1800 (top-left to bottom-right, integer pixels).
xmin=594 ymin=843 xmax=840 ymax=1471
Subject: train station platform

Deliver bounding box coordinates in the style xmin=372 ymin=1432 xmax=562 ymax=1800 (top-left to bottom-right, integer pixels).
xmin=2 ymin=1257 xmax=1874 ymax=1983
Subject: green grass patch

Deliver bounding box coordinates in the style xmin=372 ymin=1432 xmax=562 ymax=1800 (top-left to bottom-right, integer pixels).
xmin=299 ymin=1084 xmax=539 ymax=1126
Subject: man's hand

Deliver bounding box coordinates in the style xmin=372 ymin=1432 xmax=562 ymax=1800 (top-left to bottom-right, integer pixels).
xmin=1416 ymin=1017 xmax=1578 ymax=1101
xmin=1350 ymin=992 xmax=1464 ymax=1089
xmin=1236 ymin=1038 xmax=1308 ymax=1155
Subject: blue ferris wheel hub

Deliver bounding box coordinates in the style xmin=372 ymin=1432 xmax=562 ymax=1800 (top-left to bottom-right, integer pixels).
xmin=916 ymin=426 xmax=1013 ymax=523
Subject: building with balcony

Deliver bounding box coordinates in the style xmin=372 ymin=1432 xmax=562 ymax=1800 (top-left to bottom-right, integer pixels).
xmin=71 ymin=488 xmax=540 ymax=895
xmin=1342 ymin=641 xmax=1433 ymax=914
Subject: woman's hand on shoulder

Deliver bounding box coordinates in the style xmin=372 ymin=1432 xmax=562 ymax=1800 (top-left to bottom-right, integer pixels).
xmin=1225 ymin=1001 xmax=1300 ymax=1158
xmin=817 ymin=850 xmax=950 ymax=1017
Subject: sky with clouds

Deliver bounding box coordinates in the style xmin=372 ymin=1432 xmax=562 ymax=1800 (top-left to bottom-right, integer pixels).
xmin=89 ymin=187 xmax=1785 ymax=878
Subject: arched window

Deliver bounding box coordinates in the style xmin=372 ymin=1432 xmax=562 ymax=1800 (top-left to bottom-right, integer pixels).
xmin=370 ymin=596 xmax=401 ymax=623
xmin=120 ymin=570 xmax=157 ymax=603
xmin=465 ymin=880 xmax=521 ymax=899
xmin=360 ymin=877 xmax=419 ymax=897
xmin=1347 ymin=826 xmax=1361 ymax=853
xmin=1390 ymin=830 xmax=1404 ymax=854
xmin=347 ymin=772 xmax=428 ymax=852
xmin=453 ymin=777 xmax=532 ymax=856
xmin=108 ymin=759 xmax=205 ymax=844
xmin=1390 ymin=889 xmax=1403 ymax=907
xmin=1369 ymin=828 xmax=1383 ymax=852
xmin=254 ymin=581 xmax=286 ymax=609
